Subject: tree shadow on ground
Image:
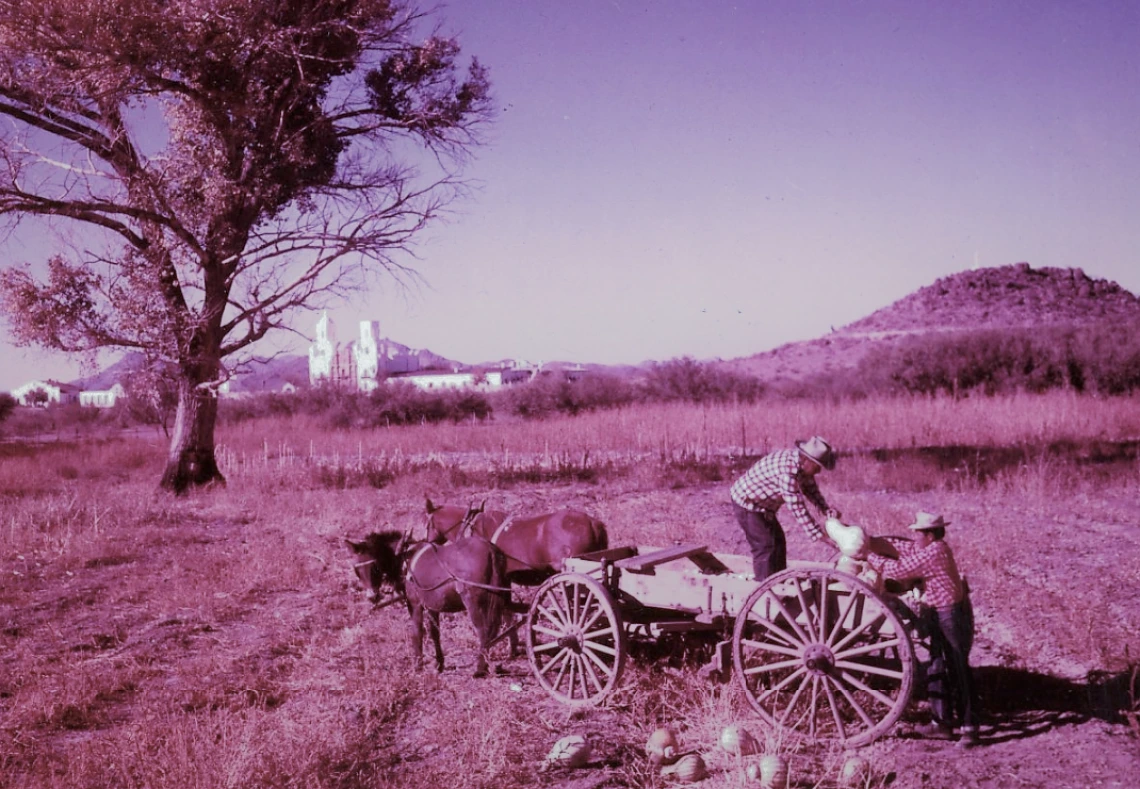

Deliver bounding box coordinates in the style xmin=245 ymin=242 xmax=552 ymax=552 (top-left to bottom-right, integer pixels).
xmin=975 ymin=665 xmax=1138 ymax=744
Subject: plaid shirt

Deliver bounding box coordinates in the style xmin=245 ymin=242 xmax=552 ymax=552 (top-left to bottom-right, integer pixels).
xmin=867 ymin=538 xmax=964 ymax=610
xmin=730 ymin=449 xmax=828 ymax=541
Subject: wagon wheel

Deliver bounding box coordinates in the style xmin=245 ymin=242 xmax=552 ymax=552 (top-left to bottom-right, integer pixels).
xmin=526 ymin=572 xmax=626 ymax=708
xmin=732 ymin=568 xmax=915 ymax=747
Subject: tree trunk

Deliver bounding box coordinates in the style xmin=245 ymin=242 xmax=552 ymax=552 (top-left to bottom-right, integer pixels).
xmin=159 ymin=373 xmax=225 ymax=494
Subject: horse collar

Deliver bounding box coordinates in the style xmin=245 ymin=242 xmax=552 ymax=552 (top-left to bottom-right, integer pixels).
xmin=490 ymin=516 xmax=515 ymax=545
xmin=405 ymin=543 xmax=432 ymax=577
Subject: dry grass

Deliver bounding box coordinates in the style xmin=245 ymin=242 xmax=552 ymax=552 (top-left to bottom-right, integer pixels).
xmin=215 ymin=391 xmax=1140 ymax=463
xmin=2 ymin=392 xmax=1139 ymax=788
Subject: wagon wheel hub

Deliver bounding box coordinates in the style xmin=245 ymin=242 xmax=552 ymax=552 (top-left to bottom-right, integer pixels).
xmin=557 ymin=633 xmax=583 ymax=652
xmin=802 ymin=643 xmax=835 ymax=675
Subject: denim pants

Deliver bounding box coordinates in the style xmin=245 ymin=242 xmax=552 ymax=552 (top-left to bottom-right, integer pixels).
xmin=733 ymin=503 xmax=786 ymax=581
xmin=925 ymin=598 xmax=980 ymax=729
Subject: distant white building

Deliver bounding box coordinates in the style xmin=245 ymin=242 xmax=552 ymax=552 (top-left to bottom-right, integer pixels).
xmin=79 ymin=383 xmax=125 ymax=408
xmin=12 ymin=380 xmax=80 ymax=407
xmin=307 ymin=311 xmax=527 ymax=391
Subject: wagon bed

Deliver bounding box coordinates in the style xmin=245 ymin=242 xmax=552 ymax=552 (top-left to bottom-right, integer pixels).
xmin=525 ymin=543 xmax=920 ymax=747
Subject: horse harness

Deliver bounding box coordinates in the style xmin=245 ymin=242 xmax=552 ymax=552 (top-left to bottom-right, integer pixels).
xmin=401 ymin=541 xmax=514 ymax=596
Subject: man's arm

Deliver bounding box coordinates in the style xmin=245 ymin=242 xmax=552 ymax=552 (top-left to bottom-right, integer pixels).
xmin=779 ymin=473 xmax=824 ymax=541
xmin=866 ymin=542 xmax=932 ymax=581
xmin=800 ymin=474 xmax=830 ymax=514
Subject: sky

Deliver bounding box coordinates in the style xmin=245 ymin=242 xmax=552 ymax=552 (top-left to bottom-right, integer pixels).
xmin=2 ymin=0 xmax=1139 ymax=391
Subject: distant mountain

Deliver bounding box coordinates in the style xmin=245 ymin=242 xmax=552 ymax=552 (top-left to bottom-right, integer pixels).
xmin=226 ymin=355 xmax=311 ymax=393
xmin=726 ymin=263 xmax=1140 ymax=383
xmin=71 ymin=353 xmax=147 ymax=390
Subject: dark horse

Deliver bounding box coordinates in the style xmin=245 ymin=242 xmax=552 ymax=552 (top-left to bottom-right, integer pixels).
xmin=424 ymin=498 xmax=609 ymax=585
xmin=346 ymin=531 xmax=509 ymax=677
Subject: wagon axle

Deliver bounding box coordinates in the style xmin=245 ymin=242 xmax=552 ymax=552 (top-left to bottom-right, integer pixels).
xmin=802 ymin=644 xmax=835 ymax=675
xmin=557 ymin=634 xmax=583 ymax=652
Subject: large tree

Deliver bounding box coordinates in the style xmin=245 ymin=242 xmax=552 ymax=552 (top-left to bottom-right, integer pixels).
xmin=0 ymin=0 xmax=491 ymax=491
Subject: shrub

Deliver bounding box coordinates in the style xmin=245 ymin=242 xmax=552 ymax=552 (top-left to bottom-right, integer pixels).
xmin=852 ymin=321 xmax=1140 ymax=397
xmin=0 ymin=391 xmax=16 ymax=425
xmin=492 ymin=371 xmax=639 ymax=418
xmin=641 ymin=357 xmax=764 ymax=404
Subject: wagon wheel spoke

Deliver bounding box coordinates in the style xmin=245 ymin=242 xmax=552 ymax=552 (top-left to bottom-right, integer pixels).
xmin=832 ymin=611 xmax=888 ymax=654
xmin=532 ymin=624 xmax=572 ymax=642
xmin=817 ymin=577 xmax=831 ymax=642
xmin=527 ymin=573 xmax=625 ymax=708
xmin=833 ymin=658 xmax=907 ymax=682
xmin=582 ymin=641 xmax=619 ymax=682
xmin=535 ymin=600 xmax=572 ymax=631
xmin=834 ymin=638 xmax=903 ymax=662
xmin=836 ymin=669 xmax=902 ymax=709
xmin=808 ymin=676 xmax=821 ymax=738
xmin=578 ymin=605 xmax=605 ymax=634
xmin=536 ymin=646 xmax=570 ymax=678
xmin=753 ymin=666 xmax=808 ymax=702
xmin=827 ymin=582 xmax=863 ymax=644
xmin=827 ymin=672 xmax=877 ymax=728
xmin=765 ymin=589 xmax=812 ymax=645
xmin=777 ymin=669 xmax=812 ymax=726
xmin=819 ymin=673 xmax=848 ymax=740
xmin=581 ymin=636 xmax=619 ymax=657
xmin=743 ymin=656 xmax=806 ymax=675
xmin=734 ymin=569 xmax=916 ymax=748
xmin=739 ymin=639 xmax=802 ymax=660
xmin=794 ymin=578 xmax=821 ymax=641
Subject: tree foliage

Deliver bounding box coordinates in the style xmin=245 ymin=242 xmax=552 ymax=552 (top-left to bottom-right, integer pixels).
xmin=0 ymin=0 xmax=491 ymax=490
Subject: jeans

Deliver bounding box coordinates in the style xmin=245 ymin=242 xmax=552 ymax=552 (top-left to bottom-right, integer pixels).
xmin=734 ymin=503 xmax=786 ymax=581
xmin=925 ymin=598 xmax=980 ymax=729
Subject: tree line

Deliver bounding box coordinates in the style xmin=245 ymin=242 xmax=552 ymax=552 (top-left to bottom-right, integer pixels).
xmin=844 ymin=321 xmax=1140 ymax=398
xmin=6 ymin=325 xmax=1140 ymax=439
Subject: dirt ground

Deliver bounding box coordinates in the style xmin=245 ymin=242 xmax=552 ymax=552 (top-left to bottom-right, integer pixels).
xmin=3 ymin=467 xmax=1139 ymax=788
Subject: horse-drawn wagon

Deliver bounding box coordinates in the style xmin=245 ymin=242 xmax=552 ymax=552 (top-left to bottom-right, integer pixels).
xmin=525 ymin=544 xmax=923 ymax=747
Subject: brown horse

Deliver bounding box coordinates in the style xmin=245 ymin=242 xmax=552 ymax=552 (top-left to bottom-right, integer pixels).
xmin=347 ymin=531 xmax=509 ymax=677
xmin=424 ymin=498 xmax=609 ymax=585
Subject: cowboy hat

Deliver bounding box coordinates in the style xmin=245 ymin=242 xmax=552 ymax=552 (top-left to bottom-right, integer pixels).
xmin=796 ymin=436 xmax=836 ymax=470
xmin=908 ymin=512 xmax=949 ymax=531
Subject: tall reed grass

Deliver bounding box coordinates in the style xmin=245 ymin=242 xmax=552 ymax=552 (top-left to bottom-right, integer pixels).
xmin=215 ymin=391 xmax=1140 ymax=464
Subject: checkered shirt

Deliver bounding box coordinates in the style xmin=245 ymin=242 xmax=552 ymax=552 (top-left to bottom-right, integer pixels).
xmin=866 ymin=538 xmax=964 ymax=610
xmin=729 ymin=449 xmax=828 ymax=541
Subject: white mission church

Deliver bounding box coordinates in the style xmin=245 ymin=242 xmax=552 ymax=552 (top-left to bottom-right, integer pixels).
xmin=307 ymin=311 xmax=539 ymax=392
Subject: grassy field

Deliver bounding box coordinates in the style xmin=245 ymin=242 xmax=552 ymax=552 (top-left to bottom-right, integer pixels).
xmin=2 ymin=392 xmax=1139 ymax=788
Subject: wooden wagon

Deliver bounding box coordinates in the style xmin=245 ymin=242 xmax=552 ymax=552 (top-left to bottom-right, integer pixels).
xmin=523 ymin=543 xmax=924 ymax=747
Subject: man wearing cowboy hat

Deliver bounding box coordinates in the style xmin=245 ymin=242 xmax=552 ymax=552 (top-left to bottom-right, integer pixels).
xmin=729 ymin=436 xmax=841 ymax=581
xmin=865 ymin=512 xmax=980 ymax=747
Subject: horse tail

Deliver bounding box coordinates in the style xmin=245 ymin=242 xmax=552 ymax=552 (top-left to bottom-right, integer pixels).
xmin=594 ymin=519 xmax=609 ymax=551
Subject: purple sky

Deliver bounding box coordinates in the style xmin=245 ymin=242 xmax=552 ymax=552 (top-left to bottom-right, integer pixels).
xmin=3 ymin=0 xmax=1139 ymax=390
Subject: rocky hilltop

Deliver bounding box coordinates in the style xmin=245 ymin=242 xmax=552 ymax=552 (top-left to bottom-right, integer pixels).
xmin=729 ymin=263 xmax=1140 ymax=383
xmin=845 ymin=263 xmax=1140 ymax=335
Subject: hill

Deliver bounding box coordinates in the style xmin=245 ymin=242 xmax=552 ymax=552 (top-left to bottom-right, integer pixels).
xmin=727 ymin=263 xmax=1140 ymax=384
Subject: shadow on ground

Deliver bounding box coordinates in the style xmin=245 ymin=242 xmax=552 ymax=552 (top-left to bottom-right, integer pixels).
xmin=975 ymin=665 xmax=1138 ymax=744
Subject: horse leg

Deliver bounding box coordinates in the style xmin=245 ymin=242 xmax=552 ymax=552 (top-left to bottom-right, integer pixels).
xmin=408 ymin=601 xmax=426 ymax=672
xmin=461 ymin=589 xmax=500 ymax=678
xmin=426 ymin=610 xmax=445 ymax=673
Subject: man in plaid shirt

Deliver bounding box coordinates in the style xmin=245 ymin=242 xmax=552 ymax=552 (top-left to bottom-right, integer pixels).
xmin=730 ymin=436 xmax=840 ymax=580
xmin=865 ymin=511 xmax=980 ymax=747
